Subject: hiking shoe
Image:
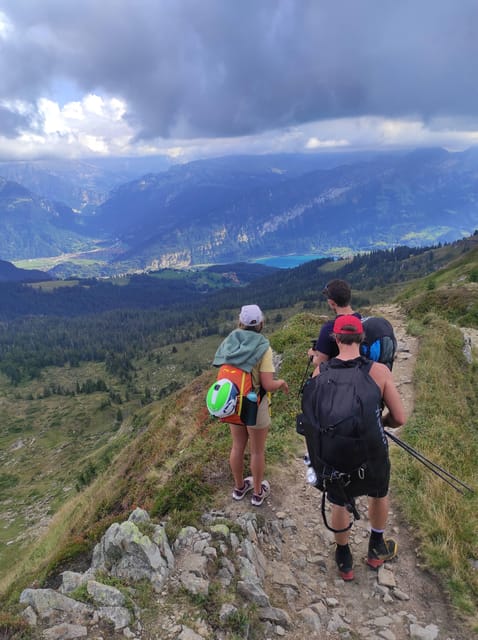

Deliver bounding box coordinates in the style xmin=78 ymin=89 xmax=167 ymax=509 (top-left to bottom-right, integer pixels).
xmin=251 ymin=480 xmax=270 ymax=506
xmin=367 ymin=538 xmax=398 ymax=569
xmin=335 ymin=545 xmax=354 ymax=581
xmin=232 ymin=477 xmax=253 ymax=501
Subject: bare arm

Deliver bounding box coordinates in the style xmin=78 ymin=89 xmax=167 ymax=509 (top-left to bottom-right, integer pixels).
xmin=382 ymin=378 xmax=406 ymax=428
xmin=370 ymin=363 xmax=406 ymax=428
xmin=260 ymin=371 xmax=289 ymax=394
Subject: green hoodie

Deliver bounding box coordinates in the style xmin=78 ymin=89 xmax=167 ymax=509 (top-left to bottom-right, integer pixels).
xmin=212 ymin=329 xmax=270 ymax=372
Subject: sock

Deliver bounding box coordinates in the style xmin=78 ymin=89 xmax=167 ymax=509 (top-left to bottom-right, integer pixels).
xmin=369 ymin=528 xmax=384 ymax=548
xmin=335 ymin=543 xmax=352 ymax=566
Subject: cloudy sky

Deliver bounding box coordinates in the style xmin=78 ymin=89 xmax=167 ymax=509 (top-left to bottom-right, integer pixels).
xmin=1 ymin=0 xmax=478 ymax=162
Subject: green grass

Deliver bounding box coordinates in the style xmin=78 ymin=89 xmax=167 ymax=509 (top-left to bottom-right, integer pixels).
xmin=26 ymin=280 xmax=80 ymax=290
xmin=391 ymin=313 xmax=478 ymax=623
xmin=0 ymin=612 xmax=32 ymax=639
xmin=396 ymin=243 xmax=478 ymax=328
xmin=13 ymin=256 xmax=106 ymax=270
xmin=0 ymin=347 xmax=216 ymax=582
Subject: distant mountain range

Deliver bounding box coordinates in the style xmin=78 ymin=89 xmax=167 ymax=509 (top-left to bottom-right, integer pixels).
xmin=1 ymin=148 xmax=478 ymax=275
xmin=0 ymin=156 xmax=172 ymax=212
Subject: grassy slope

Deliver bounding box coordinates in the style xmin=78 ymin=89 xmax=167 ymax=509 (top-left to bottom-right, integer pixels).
xmin=392 ymin=316 xmax=478 ymax=618
xmin=0 ymin=336 xmax=221 ymax=580
xmin=0 ymin=309 xmax=310 ymax=608
xmin=392 ymin=245 xmax=478 ymax=625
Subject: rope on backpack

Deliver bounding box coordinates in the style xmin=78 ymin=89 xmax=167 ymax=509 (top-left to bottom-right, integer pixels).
xmin=319 ymin=469 xmax=363 ymax=533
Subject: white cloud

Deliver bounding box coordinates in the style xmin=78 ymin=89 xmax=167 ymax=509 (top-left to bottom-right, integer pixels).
xmin=2 ymin=87 xmax=478 ymax=162
xmin=306 ymin=137 xmax=348 ymax=149
xmin=165 ymin=147 xmax=186 ymax=159
xmin=62 ymin=101 xmax=86 ymax=121
xmin=82 ymin=134 xmax=108 ymax=153
xmin=0 ymin=98 xmax=30 ymax=115
xmin=38 ymin=98 xmax=69 ymax=134
xmin=0 ymin=10 xmax=12 ymax=39
xmin=83 ymin=94 xmax=106 ymax=117
xmin=3 ymin=93 xmax=132 ymax=157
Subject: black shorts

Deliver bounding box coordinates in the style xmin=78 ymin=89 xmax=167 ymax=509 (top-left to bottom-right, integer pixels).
xmin=326 ymin=457 xmax=391 ymax=506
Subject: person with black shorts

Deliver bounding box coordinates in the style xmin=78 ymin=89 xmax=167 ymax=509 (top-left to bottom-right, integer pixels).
xmin=325 ymin=315 xmax=406 ymax=581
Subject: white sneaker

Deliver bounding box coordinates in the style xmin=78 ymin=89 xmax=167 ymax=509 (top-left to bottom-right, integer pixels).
xmin=232 ymin=476 xmax=253 ymax=501
xmin=251 ymin=480 xmax=270 ymax=506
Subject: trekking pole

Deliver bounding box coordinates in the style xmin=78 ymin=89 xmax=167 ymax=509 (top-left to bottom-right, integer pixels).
xmin=386 ymin=430 xmax=473 ymax=494
xmin=385 ymin=430 xmax=473 ymax=491
xmin=298 ymin=357 xmax=312 ymax=397
xmin=385 ymin=430 xmax=474 ymax=495
xmin=298 ymin=340 xmax=316 ymax=397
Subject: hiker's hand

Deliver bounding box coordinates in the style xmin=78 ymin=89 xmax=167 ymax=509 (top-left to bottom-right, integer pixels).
xmin=382 ymin=412 xmax=401 ymax=428
xmin=279 ymin=379 xmax=289 ymax=394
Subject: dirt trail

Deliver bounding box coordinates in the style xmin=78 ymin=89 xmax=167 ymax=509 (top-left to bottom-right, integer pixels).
xmin=227 ymin=304 xmax=470 ymax=640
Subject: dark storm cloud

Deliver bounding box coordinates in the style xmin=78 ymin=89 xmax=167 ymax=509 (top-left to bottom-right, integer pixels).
xmin=2 ymin=0 xmax=478 ymax=140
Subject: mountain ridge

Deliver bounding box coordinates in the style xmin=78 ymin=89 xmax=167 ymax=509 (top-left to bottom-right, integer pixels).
xmin=2 ymin=148 xmax=478 ymax=273
xmin=86 ymin=147 xmax=478 ymax=269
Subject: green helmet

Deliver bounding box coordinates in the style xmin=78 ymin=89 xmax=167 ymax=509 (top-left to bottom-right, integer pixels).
xmin=206 ymin=378 xmax=238 ymax=418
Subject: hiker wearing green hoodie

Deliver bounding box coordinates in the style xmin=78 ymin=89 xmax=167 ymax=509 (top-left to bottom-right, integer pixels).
xmin=213 ymin=304 xmax=289 ymax=506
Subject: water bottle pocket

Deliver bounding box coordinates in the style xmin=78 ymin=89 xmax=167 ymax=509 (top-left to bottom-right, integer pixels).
xmin=241 ymin=392 xmax=258 ymax=426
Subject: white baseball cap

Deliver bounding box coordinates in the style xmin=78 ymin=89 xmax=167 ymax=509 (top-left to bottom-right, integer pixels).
xmin=239 ymin=304 xmax=264 ymax=326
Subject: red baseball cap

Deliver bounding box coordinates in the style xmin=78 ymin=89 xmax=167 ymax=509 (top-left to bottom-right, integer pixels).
xmin=333 ymin=315 xmax=363 ymax=334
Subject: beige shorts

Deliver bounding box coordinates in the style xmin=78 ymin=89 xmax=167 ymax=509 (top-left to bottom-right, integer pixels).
xmin=246 ymin=395 xmax=271 ymax=430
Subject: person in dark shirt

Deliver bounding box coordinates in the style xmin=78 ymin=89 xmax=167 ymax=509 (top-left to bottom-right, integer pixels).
xmin=307 ymin=279 xmax=362 ymax=376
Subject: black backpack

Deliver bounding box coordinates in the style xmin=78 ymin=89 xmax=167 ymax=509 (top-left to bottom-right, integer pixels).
xmin=297 ymin=356 xmax=388 ymax=531
xmin=360 ymin=316 xmax=397 ymax=370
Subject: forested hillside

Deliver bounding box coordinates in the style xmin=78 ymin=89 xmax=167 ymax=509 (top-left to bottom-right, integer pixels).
xmin=1 ymin=237 xmax=476 ymax=386
xmin=0 ymin=260 xmax=51 ymax=283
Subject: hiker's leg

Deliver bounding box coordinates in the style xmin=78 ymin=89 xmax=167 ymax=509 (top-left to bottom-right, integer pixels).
xmin=247 ymin=426 xmax=269 ymax=494
xmin=368 ymin=495 xmax=389 ymax=530
xmin=229 ymin=425 xmax=249 ymax=489
xmin=368 ymin=458 xmax=391 ymax=530
xmin=366 ymin=494 xmax=397 ymax=565
xmin=331 ymin=504 xmax=351 ymax=546
xmin=328 ymin=492 xmax=354 ymax=579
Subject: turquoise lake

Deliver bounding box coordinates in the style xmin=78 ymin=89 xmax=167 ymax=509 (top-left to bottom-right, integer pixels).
xmin=252 ymin=254 xmax=328 ymax=269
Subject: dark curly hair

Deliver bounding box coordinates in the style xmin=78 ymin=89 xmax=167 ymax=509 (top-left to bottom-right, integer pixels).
xmin=322 ymin=279 xmax=351 ymax=306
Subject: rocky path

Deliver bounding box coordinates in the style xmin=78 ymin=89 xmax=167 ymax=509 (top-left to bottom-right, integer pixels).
xmin=225 ymin=304 xmax=470 ymax=640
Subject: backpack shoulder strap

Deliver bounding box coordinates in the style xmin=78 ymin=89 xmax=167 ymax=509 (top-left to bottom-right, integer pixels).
xmin=357 ymin=355 xmax=374 ymax=373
